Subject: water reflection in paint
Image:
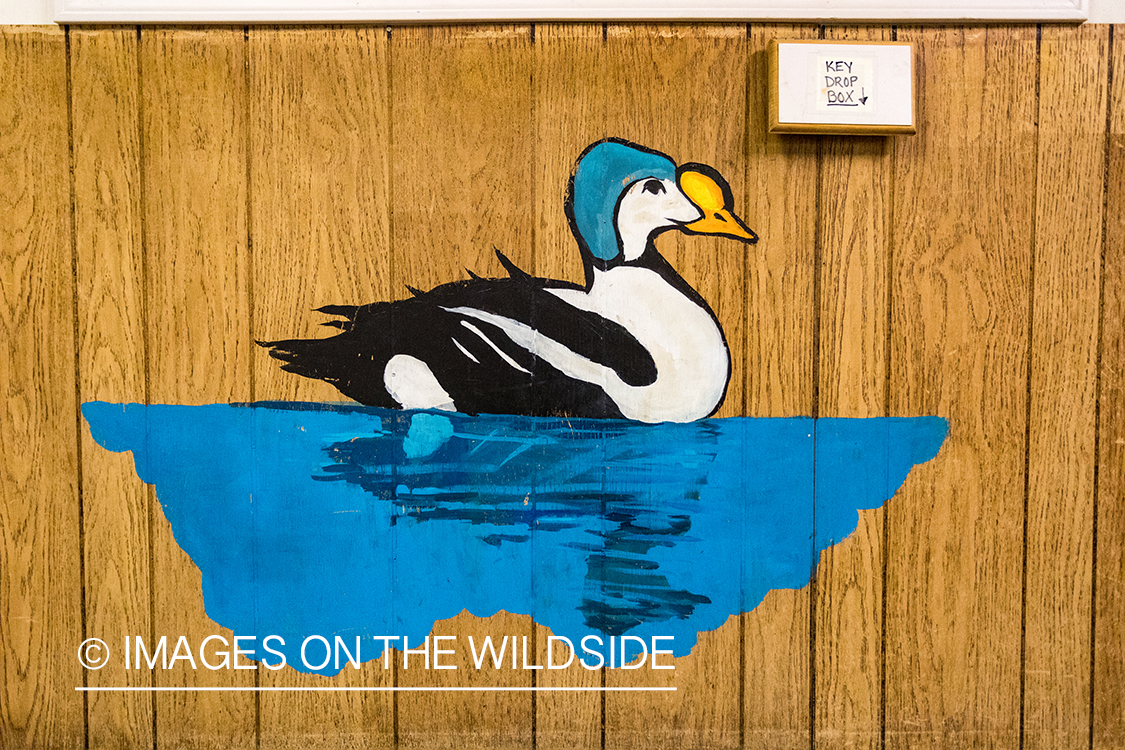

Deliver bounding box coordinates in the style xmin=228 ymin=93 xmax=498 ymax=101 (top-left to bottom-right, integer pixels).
xmin=82 ymin=401 xmax=946 ymax=675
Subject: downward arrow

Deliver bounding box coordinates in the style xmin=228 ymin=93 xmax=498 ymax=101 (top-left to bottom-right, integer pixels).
xmin=859 ymin=88 xmax=869 ymax=105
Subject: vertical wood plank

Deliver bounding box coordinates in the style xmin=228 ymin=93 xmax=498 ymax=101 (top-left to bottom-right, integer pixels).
xmin=743 ymin=22 xmax=819 ymax=750
xmin=390 ymin=25 xmax=534 ymax=291
xmin=250 ymin=25 xmax=393 ymax=402
xmin=816 ymin=27 xmax=891 ymax=421
xmin=812 ymin=510 xmax=883 ymax=750
xmin=1093 ymin=24 xmax=1125 ymax=750
xmin=814 ymin=25 xmax=892 ymax=750
xmin=1025 ymin=24 xmax=1108 ymax=750
xmin=140 ymin=26 xmax=257 ymax=748
xmin=249 ymin=26 xmax=395 ymax=749
xmin=595 ymin=23 xmax=747 ymax=750
xmin=0 ymin=25 xmax=84 ymax=750
xmin=71 ymin=25 xmax=154 ymax=749
xmin=390 ymin=24 xmax=535 ymax=750
xmin=533 ymin=23 xmax=607 ymax=286
xmin=531 ymin=22 xmax=607 ymax=750
xmin=745 ymin=23 xmax=819 ymax=419
xmin=886 ymin=26 xmax=1035 ymax=749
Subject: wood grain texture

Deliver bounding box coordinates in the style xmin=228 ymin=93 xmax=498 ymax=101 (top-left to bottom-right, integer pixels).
xmin=70 ymin=25 xmax=155 ymax=749
xmin=390 ymin=25 xmax=534 ymax=291
xmin=250 ymin=26 xmax=392 ymax=403
xmin=813 ymin=509 xmax=884 ymax=750
xmin=389 ymin=24 xmax=535 ymax=750
xmin=531 ymin=23 xmax=607 ymax=750
xmin=1024 ymin=23 xmax=1108 ymax=750
xmin=140 ymin=26 xmax=256 ymax=748
xmin=1094 ymin=23 xmax=1125 ymax=750
xmin=0 ymin=25 xmax=84 ymax=750
xmin=816 ymin=27 xmax=891 ymax=421
xmin=813 ymin=25 xmax=892 ymax=750
xmin=3 ymin=20 xmax=1125 ymax=750
xmin=745 ymin=23 xmax=819 ymax=420
xmin=532 ymin=23 xmax=607 ymax=287
xmin=249 ymin=26 xmax=395 ymax=749
xmin=742 ymin=22 xmax=819 ymax=750
xmin=886 ymin=26 xmax=1036 ymax=749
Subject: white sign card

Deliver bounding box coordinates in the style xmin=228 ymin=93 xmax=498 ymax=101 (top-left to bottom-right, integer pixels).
xmin=769 ymin=40 xmax=916 ymax=136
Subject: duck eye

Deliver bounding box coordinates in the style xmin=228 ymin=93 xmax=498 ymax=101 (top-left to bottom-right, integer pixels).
xmin=642 ymin=179 xmax=666 ymax=195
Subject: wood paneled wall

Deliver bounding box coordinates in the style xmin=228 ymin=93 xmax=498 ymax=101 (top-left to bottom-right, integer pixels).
xmin=1 ymin=22 xmax=1121 ymax=750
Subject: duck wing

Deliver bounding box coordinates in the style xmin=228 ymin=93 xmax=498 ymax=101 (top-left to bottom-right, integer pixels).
xmin=259 ymin=265 xmax=657 ymax=419
xmin=417 ymin=265 xmax=658 ymax=388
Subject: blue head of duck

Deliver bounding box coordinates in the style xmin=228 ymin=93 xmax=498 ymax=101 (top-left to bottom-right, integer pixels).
xmin=565 ymin=138 xmax=757 ymax=275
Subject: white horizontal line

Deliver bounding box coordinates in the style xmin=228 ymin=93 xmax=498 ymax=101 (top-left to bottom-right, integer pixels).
xmin=75 ymin=686 xmax=676 ymax=692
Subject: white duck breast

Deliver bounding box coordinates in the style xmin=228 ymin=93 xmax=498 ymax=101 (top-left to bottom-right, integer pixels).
xmin=548 ymin=266 xmax=729 ymax=423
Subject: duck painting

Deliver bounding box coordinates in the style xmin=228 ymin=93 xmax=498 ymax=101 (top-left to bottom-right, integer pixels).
xmin=82 ymin=140 xmax=950 ymax=675
xmin=259 ymin=138 xmax=757 ymax=424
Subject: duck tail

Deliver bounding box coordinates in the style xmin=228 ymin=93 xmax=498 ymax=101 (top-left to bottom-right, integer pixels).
xmin=256 ymin=333 xmax=366 ymax=386
xmin=315 ymin=304 xmax=360 ymax=321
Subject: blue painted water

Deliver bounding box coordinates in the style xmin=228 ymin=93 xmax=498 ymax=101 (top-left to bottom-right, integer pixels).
xmin=82 ymin=402 xmax=946 ymax=675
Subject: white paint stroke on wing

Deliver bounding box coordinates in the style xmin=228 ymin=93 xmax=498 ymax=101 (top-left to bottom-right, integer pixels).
xmin=451 ymin=337 xmax=480 ymax=364
xmin=459 ymin=320 xmax=533 ymax=375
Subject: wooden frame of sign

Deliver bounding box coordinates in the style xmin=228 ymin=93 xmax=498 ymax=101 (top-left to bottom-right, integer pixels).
xmin=768 ymin=39 xmax=917 ymax=136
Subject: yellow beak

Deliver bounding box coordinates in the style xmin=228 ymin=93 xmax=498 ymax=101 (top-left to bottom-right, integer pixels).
xmin=678 ymin=165 xmax=758 ymax=244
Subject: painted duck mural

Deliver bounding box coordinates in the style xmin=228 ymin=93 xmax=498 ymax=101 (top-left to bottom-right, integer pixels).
xmin=260 ymin=139 xmax=757 ymax=423
xmin=82 ymin=138 xmax=948 ymax=675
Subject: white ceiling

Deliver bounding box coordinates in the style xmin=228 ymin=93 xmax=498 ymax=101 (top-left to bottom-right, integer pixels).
xmin=0 ymin=0 xmax=1119 ymax=32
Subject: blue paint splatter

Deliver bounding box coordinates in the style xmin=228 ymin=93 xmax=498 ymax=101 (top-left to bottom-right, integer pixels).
xmin=81 ymin=401 xmax=946 ymax=675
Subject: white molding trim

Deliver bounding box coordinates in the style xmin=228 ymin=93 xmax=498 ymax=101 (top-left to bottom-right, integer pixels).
xmin=55 ymin=0 xmax=1088 ymax=24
